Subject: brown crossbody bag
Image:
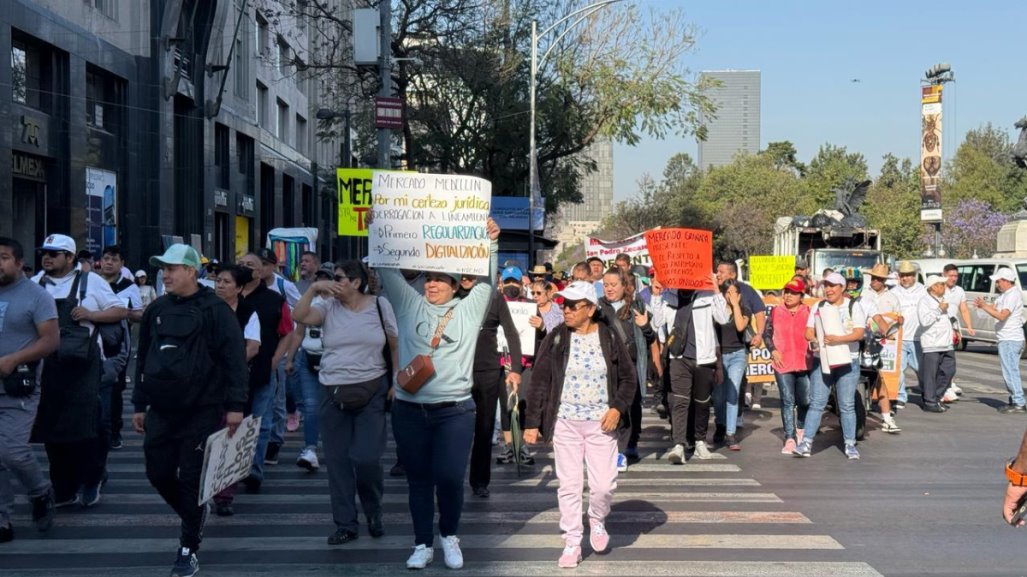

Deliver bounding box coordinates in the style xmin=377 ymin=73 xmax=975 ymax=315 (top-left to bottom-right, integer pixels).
xmin=397 ymin=308 xmax=455 ymax=394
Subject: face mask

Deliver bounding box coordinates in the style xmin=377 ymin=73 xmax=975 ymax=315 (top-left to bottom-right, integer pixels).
xmin=502 ymin=286 xmax=521 ymax=299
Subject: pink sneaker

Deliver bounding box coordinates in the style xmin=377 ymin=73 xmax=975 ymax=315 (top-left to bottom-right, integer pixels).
xmin=286 ymin=412 xmax=300 ymax=432
xmin=782 ymin=438 xmax=797 ymax=455
xmin=558 ymin=545 xmax=582 ymax=568
xmin=589 ymin=520 xmax=610 ymax=553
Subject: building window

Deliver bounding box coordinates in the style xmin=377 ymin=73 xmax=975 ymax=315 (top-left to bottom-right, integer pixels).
xmin=93 ymin=0 xmax=117 ymax=19
xmin=277 ymin=99 xmax=289 ymax=142
xmin=256 ymin=12 xmax=269 ymax=56
xmin=234 ymin=35 xmax=248 ymax=100
xmin=86 ymin=70 xmax=105 ymax=128
xmin=277 ymin=36 xmax=290 ymax=75
xmin=215 ymin=123 xmax=230 ymax=188
xmin=295 ymin=114 xmax=307 ymax=154
xmin=11 ymin=39 xmax=47 ymax=111
xmin=256 ymin=82 xmax=268 ymax=127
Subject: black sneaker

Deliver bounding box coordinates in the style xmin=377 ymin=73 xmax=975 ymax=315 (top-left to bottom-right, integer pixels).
xmin=110 ymin=434 xmax=123 ymax=450
xmin=327 ymin=529 xmax=359 ymax=545
xmin=999 ymin=404 xmax=1027 ymax=414
xmin=170 ymin=547 xmax=199 ymax=577
xmin=495 ymin=444 xmax=514 ymax=464
xmin=242 ymin=474 xmax=262 ymax=493
xmin=517 ymin=445 xmax=535 ymax=466
xmin=724 ymin=434 xmax=741 ymax=451
xmin=389 ymin=462 xmax=406 ymax=477
xmin=31 ymin=489 xmax=56 ymax=532
xmin=215 ymin=503 xmax=234 ymax=517
xmin=713 ymin=425 xmax=726 ymax=445
xmin=922 ymin=403 xmax=947 ymax=413
xmin=0 ymin=524 xmax=12 ymax=543
xmin=472 ymin=485 xmax=490 ymax=499
xmin=264 ymin=443 xmax=281 ymax=465
xmin=367 ymin=513 xmax=385 ymax=538
xmin=655 ymin=404 xmax=668 ymax=419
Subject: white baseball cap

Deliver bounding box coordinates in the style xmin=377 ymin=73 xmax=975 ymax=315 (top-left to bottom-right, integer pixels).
xmin=134 ymin=269 xmax=148 ymax=278
xmin=991 ymin=268 xmax=1017 ymax=283
xmin=38 ymin=234 xmax=76 ymax=254
xmin=556 ymin=280 xmax=598 ymax=306
xmin=822 ymin=272 xmax=847 ymax=286
xmin=925 ymin=275 xmax=946 ymax=287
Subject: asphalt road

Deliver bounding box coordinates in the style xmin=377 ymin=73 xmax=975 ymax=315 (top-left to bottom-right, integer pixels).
xmin=4 ymin=348 xmax=1026 ymax=576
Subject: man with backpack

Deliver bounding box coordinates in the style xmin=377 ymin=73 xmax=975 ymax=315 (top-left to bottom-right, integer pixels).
xmin=98 ymin=245 xmax=141 ymax=451
xmin=132 ymin=244 xmax=248 ymax=577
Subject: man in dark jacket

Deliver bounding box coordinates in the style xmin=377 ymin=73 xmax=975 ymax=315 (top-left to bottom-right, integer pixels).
xmin=132 ymin=245 xmax=248 ymax=577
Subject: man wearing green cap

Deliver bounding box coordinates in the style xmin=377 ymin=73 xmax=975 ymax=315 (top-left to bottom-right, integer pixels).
xmin=132 ymin=244 xmax=249 ymax=577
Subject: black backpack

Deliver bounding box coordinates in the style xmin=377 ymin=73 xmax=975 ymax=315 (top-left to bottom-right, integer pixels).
xmin=138 ymin=293 xmax=219 ymax=410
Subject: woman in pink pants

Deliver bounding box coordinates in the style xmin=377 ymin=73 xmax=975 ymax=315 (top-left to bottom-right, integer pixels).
xmin=523 ymin=281 xmax=637 ymax=568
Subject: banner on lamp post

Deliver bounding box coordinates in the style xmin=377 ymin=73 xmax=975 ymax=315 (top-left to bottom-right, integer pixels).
xmin=920 ymin=85 xmax=943 ymax=222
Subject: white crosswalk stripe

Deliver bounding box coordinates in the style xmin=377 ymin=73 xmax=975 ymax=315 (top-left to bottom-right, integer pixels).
xmin=6 ymin=390 xmax=890 ymax=577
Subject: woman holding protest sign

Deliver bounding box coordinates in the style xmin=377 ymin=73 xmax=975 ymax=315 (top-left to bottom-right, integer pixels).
xmin=761 ymin=278 xmax=812 ymax=454
xmin=375 ymin=217 xmax=501 ymax=570
xmin=598 ymin=267 xmax=655 ymax=470
xmin=291 ymin=260 xmax=399 ymax=547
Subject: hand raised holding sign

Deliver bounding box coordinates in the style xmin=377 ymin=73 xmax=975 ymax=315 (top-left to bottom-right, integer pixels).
xmin=486 ymin=217 xmax=500 ymax=241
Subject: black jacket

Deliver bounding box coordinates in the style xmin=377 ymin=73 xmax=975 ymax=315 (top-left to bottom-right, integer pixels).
xmin=472 ymin=295 xmax=523 ymax=374
xmin=524 ymin=322 xmax=637 ymax=441
xmin=598 ymin=297 xmax=656 ymax=363
xmin=133 ymin=286 xmax=249 ymax=413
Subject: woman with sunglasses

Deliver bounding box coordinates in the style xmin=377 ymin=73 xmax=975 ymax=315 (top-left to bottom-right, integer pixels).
xmin=292 ymin=260 xmax=399 ymax=548
xmin=374 ymin=217 xmax=501 ymax=570
xmin=523 ymin=281 xmax=636 ymax=568
xmin=761 ymin=278 xmax=812 ymax=454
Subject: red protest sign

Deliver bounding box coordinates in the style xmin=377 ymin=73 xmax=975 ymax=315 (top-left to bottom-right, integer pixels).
xmin=644 ymin=228 xmax=714 ymax=290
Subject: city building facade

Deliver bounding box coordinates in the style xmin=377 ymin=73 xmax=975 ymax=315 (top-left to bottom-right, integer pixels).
xmin=697 ymin=69 xmax=761 ymax=169
xmin=550 ymin=138 xmax=613 ymax=260
xmin=1 ymin=0 xmax=349 ymax=269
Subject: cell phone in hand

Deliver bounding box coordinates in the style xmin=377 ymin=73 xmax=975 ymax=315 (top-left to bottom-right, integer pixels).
xmin=1011 ymin=494 xmax=1027 ymax=527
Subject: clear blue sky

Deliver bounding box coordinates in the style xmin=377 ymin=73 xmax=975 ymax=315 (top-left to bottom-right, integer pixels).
xmin=613 ymin=0 xmax=1027 ymax=202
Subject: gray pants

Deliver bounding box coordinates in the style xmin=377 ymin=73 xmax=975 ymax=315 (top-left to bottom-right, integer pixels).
xmin=921 ymin=350 xmax=955 ymax=406
xmin=0 ymin=391 xmax=51 ymax=526
xmin=320 ymin=378 xmax=388 ymax=532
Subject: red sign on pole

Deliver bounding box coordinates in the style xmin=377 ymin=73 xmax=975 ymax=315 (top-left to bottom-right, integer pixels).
xmin=375 ymin=97 xmax=404 ymax=130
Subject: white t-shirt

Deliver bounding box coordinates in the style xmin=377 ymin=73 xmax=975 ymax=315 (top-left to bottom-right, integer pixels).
xmin=31 ymin=270 xmax=123 ymax=334
xmin=807 ymin=297 xmax=867 ymax=359
xmin=891 ymin=283 xmax=927 ymax=341
xmin=112 ymin=281 xmax=142 ymax=310
xmin=944 ymin=285 xmax=966 ymax=323
xmin=243 ymin=312 xmax=261 ymax=343
xmin=994 ymin=287 xmax=1025 ymax=342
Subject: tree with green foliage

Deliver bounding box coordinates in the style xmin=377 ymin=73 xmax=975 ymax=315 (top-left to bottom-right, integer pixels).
xmin=944 ymin=123 xmax=1027 ymax=213
xmin=862 ymin=154 xmax=924 ymax=258
xmin=802 ymin=144 xmax=869 ymax=208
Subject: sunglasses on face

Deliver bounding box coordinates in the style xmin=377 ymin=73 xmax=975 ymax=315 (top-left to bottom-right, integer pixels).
xmin=561 ymin=299 xmax=588 ymax=311
xmin=40 ymin=250 xmax=67 ymax=258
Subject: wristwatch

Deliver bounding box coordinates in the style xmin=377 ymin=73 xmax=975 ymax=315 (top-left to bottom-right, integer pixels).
xmin=1007 ymin=460 xmax=1027 ymax=486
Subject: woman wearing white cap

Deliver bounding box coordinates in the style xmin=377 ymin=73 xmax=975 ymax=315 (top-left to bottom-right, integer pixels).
xmin=523 ymin=280 xmax=637 ymax=568
xmin=918 ymin=276 xmax=955 ymax=412
xmin=134 ymin=270 xmax=157 ymax=310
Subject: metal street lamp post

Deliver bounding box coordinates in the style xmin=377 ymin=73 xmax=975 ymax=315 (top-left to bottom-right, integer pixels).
xmin=528 ymin=0 xmax=622 ymax=263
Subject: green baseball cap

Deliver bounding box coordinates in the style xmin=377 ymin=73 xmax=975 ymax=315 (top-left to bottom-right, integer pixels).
xmin=149 ymin=244 xmax=202 ymax=270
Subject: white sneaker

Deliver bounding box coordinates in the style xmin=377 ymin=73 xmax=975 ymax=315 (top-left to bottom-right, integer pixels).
xmin=439 ymin=535 xmax=463 ymax=569
xmin=296 ymin=447 xmax=320 ymax=471
xmin=881 ymin=416 xmax=902 ymax=434
xmin=406 ymin=544 xmax=434 ymax=570
xmin=941 ymin=388 xmax=960 ymax=403
xmin=951 ymin=384 xmax=963 ymax=395
xmin=693 ymin=440 xmax=713 ymax=460
xmin=666 ymin=443 xmax=687 ymax=464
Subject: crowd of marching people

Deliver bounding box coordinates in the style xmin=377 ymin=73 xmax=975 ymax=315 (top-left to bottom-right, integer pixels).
xmin=4 ymin=225 xmax=1027 ymax=575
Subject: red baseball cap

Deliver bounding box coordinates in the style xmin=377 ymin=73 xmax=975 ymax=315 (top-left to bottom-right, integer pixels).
xmin=783 ymin=279 xmax=806 ymax=293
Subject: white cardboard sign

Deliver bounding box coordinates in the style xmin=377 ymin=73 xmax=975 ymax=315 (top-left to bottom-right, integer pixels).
xmin=198 ymin=415 xmax=261 ymax=505
xmin=497 ymin=301 xmax=537 ymax=357
xmin=368 ymin=172 xmax=492 ymax=277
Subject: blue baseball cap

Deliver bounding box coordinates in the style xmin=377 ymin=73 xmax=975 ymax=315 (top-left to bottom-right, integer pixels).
xmin=501 ymin=266 xmax=523 ymax=282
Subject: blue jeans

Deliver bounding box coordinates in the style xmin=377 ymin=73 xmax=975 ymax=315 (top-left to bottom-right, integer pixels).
xmin=391 ymin=398 xmax=476 ymax=547
xmin=803 ymin=359 xmax=859 ymax=446
xmin=271 ymin=360 xmax=288 ymax=445
xmin=293 ymin=350 xmax=324 ymax=449
xmin=713 ymin=348 xmax=748 ymax=435
xmin=898 ymin=340 xmax=922 ymax=403
xmin=998 ymin=340 xmax=1026 ymax=407
xmin=249 ymin=380 xmax=276 ymax=481
xmin=775 ymin=370 xmax=810 ymax=441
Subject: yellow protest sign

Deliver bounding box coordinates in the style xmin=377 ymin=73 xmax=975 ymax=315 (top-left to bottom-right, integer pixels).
xmin=748 ymin=255 xmax=796 ymax=290
xmin=337 ymin=168 xmax=375 ymax=237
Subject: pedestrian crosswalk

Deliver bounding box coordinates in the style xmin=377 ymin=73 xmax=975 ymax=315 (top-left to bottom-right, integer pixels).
xmin=5 ymin=389 xmax=893 ymax=577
